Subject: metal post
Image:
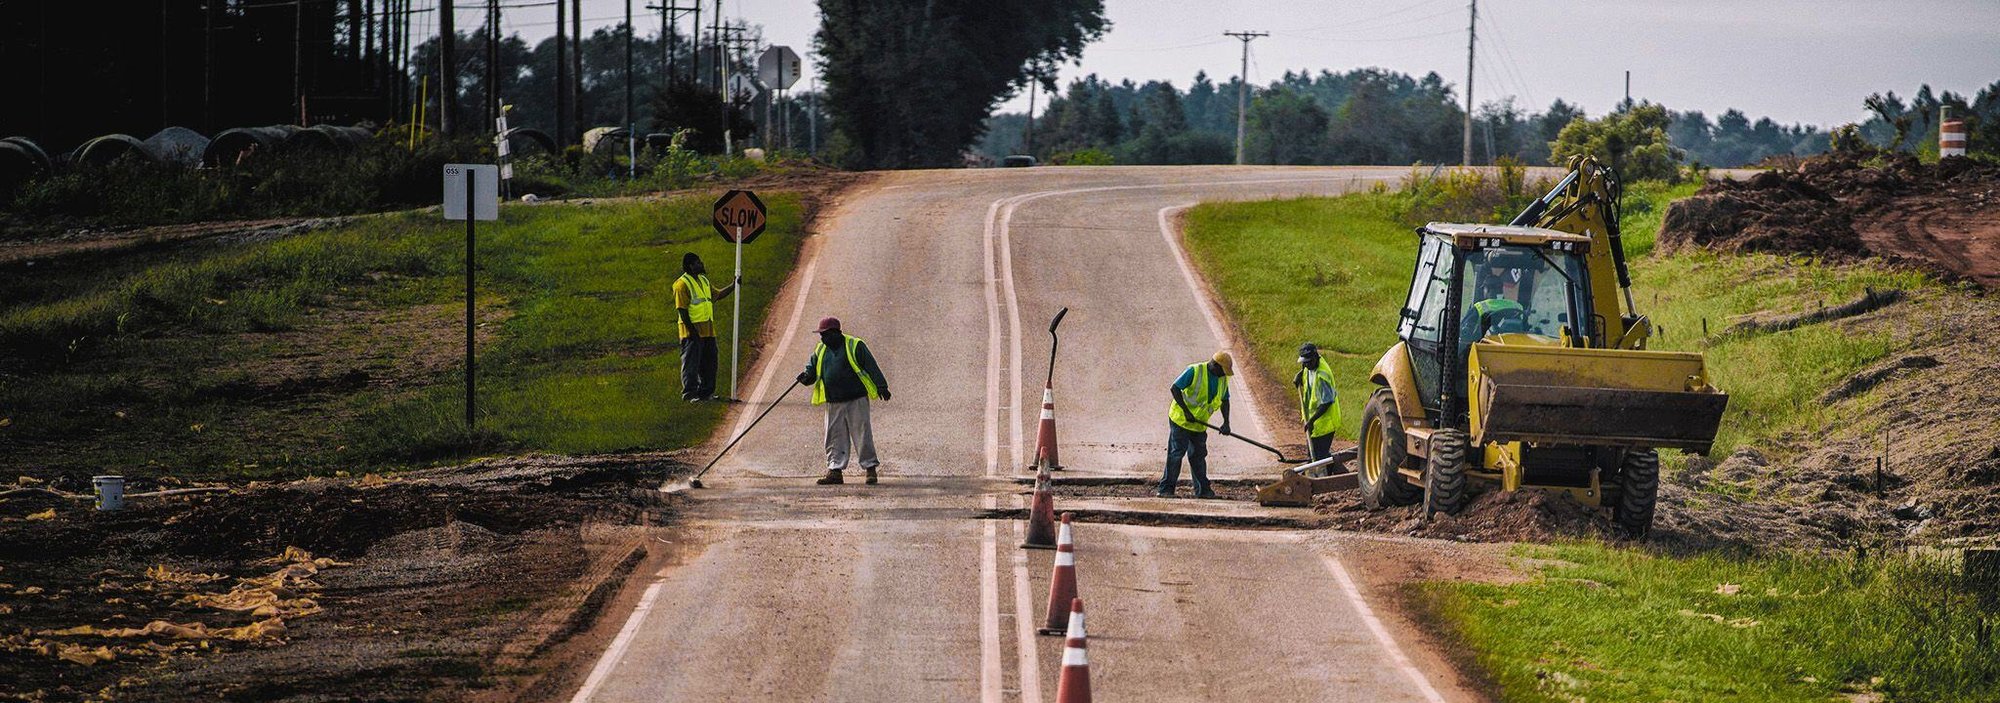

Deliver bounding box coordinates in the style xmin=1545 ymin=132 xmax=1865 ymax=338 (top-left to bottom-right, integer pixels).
xmin=464 ymin=174 xmax=477 ymax=429
xmin=731 ymin=227 xmax=743 ymax=399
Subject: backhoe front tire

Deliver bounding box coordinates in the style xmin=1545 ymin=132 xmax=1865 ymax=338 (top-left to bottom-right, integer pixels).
xmin=1613 ymin=449 xmax=1661 ymax=538
xmin=1424 ymin=429 xmax=1470 ymax=519
xmin=1359 ymin=390 xmax=1421 ymax=508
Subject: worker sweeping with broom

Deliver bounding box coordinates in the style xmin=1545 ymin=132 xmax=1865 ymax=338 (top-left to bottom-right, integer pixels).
xmin=796 ymin=317 xmax=891 ymax=485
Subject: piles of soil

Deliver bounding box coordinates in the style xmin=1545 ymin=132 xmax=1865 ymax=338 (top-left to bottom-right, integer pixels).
xmin=1316 ymin=487 xmax=1625 ymax=544
xmin=0 ymin=455 xmax=679 ymax=702
xmin=1660 ymin=154 xmax=2000 ymax=287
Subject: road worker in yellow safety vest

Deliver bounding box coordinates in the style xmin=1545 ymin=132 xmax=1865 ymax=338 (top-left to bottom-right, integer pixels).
xmin=1157 ymin=351 xmax=1233 ymax=499
xmin=1294 ymin=343 xmax=1342 ymax=462
xmin=674 ymin=253 xmax=737 ymax=402
xmin=796 ymin=317 xmax=891 ymax=486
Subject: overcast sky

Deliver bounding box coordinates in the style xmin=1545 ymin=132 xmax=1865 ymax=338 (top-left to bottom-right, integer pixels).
xmin=495 ymin=0 xmax=2000 ymax=127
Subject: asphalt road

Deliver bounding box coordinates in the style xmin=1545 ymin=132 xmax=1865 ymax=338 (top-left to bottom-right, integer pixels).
xmin=567 ymin=166 xmax=1482 ymax=702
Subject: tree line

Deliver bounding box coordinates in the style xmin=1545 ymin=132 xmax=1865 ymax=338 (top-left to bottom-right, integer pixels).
xmin=974 ymin=70 xmax=2000 ymax=169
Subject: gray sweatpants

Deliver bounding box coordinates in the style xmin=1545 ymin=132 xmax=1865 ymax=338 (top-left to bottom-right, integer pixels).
xmin=824 ymin=397 xmax=879 ymax=471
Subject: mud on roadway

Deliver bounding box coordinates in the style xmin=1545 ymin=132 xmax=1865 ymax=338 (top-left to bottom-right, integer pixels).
xmin=0 ymin=456 xmax=682 ymax=703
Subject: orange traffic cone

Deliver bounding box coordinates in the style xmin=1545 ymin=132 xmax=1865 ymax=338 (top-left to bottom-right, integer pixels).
xmin=1022 ymin=466 xmax=1058 ymax=550
xmin=1029 ymin=385 xmax=1063 ymax=471
xmin=1038 ymin=513 xmax=1079 ymax=635
xmin=1054 ymin=597 xmax=1092 ymax=703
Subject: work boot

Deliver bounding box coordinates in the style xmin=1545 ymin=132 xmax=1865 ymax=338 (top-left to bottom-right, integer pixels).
xmin=864 ymin=468 xmax=879 ymax=485
xmin=1196 ymin=488 xmax=1219 ymax=499
xmin=816 ymin=470 xmax=844 ymax=485
xmin=1154 ymin=488 xmax=1176 ymax=498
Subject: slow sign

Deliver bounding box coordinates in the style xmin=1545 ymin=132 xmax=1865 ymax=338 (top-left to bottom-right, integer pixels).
xmin=712 ymin=190 xmax=768 ymax=243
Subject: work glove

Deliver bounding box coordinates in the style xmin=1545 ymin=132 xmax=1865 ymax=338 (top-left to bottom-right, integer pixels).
xmin=795 ymin=371 xmax=814 ymax=385
xmin=1219 ymin=422 xmax=1233 ymax=436
xmin=879 ymin=389 xmax=892 ymax=401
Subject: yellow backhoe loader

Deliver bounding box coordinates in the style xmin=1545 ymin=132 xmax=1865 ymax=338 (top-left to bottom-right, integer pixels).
xmin=1356 ymin=157 xmax=1727 ymax=536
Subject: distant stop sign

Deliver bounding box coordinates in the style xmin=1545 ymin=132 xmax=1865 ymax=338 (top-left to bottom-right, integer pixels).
xmin=712 ymin=190 xmax=767 ymax=243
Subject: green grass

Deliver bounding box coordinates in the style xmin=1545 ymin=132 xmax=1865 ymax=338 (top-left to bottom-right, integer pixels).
xmin=1181 ymin=182 xmax=1928 ymax=454
xmin=0 ymin=195 xmax=805 ymax=479
xmin=1419 ymin=542 xmax=2000 ymax=702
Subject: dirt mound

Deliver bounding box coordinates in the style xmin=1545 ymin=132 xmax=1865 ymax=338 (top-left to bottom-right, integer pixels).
xmin=1316 ymin=486 xmax=1627 ymax=543
xmin=1661 ymin=154 xmax=2000 ymax=287
xmin=1659 ymin=171 xmax=1866 ymax=257
xmin=0 ymin=456 xmax=679 ymax=702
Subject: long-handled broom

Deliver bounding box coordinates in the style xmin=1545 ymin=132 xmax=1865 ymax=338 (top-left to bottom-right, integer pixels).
xmin=670 ymin=378 xmax=803 ymax=491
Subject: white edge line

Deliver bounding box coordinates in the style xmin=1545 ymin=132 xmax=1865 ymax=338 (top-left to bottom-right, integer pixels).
xmin=980 ymin=494 xmax=1004 ymax=703
xmin=1156 ymin=202 xmax=1273 ymax=440
xmin=1321 ymin=554 xmax=1449 ymax=703
xmin=1012 ymin=497 xmax=1044 ymax=703
xmin=983 ymin=197 xmax=1010 ymax=478
xmin=725 ymin=253 xmax=820 ymax=444
xmin=567 ymin=580 xmax=668 ymax=703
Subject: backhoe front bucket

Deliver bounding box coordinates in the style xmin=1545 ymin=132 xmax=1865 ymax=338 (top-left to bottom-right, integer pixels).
xmin=1469 ymin=343 xmax=1728 ymax=455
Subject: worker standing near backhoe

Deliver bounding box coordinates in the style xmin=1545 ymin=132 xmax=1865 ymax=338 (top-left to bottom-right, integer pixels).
xmin=1294 ymin=343 xmax=1341 ymax=461
xmin=1157 ymin=351 xmax=1233 ymax=499
xmin=796 ymin=317 xmax=890 ymax=486
xmin=674 ymin=253 xmax=737 ymax=402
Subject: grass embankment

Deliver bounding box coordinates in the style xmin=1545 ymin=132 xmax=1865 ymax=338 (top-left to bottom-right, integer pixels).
xmin=0 ymin=195 xmax=805 ymax=481
xmin=1182 ymin=177 xmax=1993 ymax=701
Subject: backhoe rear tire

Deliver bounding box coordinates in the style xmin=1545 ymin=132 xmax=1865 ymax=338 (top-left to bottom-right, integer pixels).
xmin=1424 ymin=429 xmax=1470 ymax=519
xmin=1614 ymin=449 xmax=1661 ymax=538
xmin=1359 ymin=390 xmax=1421 ymax=508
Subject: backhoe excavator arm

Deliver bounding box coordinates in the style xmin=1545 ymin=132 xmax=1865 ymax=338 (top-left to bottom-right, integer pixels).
xmin=1509 ymin=156 xmax=1643 ymax=348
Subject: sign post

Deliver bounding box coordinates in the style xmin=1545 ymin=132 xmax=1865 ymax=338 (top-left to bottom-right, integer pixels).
xmin=711 ymin=190 xmax=768 ymax=401
xmin=758 ymin=46 xmax=802 ymax=151
xmin=444 ymin=164 xmax=499 ymax=429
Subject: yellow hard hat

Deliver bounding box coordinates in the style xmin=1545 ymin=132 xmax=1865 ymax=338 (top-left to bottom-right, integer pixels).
xmin=1211 ymin=351 xmax=1234 ymax=376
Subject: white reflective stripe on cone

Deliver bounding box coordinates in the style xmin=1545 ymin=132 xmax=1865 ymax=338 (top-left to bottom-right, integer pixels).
xmin=1062 ymin=645 xmax=1088 ymax=666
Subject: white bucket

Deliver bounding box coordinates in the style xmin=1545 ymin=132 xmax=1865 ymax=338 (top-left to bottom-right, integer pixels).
xmin=93 ymin=475 xmax=125 ymax=511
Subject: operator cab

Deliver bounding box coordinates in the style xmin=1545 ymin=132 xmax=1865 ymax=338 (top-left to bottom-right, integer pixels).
xmin=1397 ymin=223 xmax=1595 ymax=416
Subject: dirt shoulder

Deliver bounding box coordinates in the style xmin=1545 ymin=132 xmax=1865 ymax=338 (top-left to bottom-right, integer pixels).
xmin=0 ymin=455 xmax=686 ymax=703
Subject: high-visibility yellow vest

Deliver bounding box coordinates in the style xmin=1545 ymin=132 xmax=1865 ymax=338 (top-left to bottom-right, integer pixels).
xmin=811 ymin=335 xmax=881 ymax=405
xmin=679 ymin=273 xmax=714 ymax=323
xmin=1298 ymin=362 xmax=1342 ymax=438
xmin=1168 ymin=362 xmax=1227 ymax=432
xmin=1471 ymin=297 xmax=1522 ymax=320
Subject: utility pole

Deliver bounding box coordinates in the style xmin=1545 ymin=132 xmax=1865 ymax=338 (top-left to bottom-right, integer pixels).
xmin=626 ymin=0 xmax=636 ymax=177
xmin=570 ymin=0 xmax=582 ymax=135
xmin=555 ymin=0 xmax=567 ymax=143
xmin=1624 ymin=70 xmax=1631 ymax=109
xmin=1224 ymin=30 xmax=1266 ymax=166
xmin=1462 ymin=0 xmax=1476 ymax=166
xmin=485 ymin=0 xmax=498 ymax=130
xmin=440 ymin=0 xmax=457 ymax=134
xmin=293 ymin=0 xmax=304 ymax=124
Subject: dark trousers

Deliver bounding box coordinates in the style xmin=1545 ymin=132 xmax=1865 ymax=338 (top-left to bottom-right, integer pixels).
xmin=1309 ymin=433 xmax=1336 ymax=461
xmin=679 ymin=335 xmax=719 ymax=399
xmin=1159 ymin=423 xmax=1211 ymax=495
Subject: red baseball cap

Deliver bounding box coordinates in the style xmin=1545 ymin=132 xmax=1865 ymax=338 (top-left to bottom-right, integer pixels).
xmin=815 ymin=316 xmax=841 ymax=332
